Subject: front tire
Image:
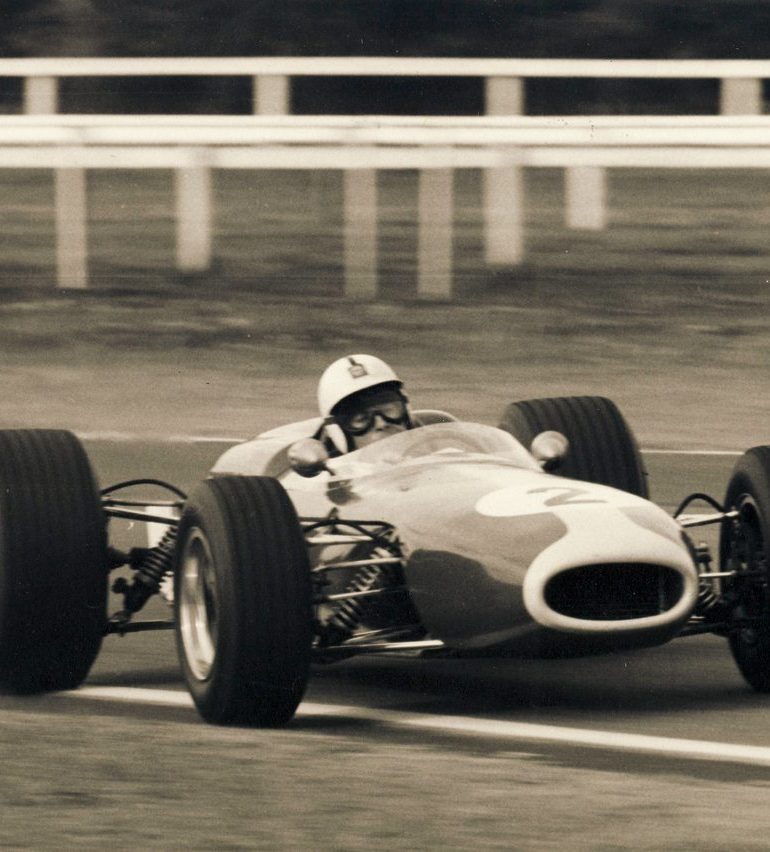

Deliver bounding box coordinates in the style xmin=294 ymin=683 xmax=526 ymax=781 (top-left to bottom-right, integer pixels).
xmin=174 ymin=475 xmax=313 ymax=725
xmin=720 ymin=446 xmax=770 ymax=691
xmin=499 ymin=396 xmax=648 ymax=497
xmin=0 ymin=430 xmax=107 ymax=692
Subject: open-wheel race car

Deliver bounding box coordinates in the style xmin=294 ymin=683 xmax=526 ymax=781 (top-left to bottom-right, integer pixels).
xmin=0 ymin=396 xmax=768 ymax=726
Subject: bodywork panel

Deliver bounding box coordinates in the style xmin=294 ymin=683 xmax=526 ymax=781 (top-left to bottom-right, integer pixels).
xmin=211 ymin=421 xmax=699 ymax=656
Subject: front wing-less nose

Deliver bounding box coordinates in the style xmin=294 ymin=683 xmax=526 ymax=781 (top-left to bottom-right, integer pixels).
xmin=403 ymin=474 xmax=700 ymax=657
xmin=522 ymin=505 xmax=699 ymax=648
xmin=544 ymin=561 xmax=685 ymax=620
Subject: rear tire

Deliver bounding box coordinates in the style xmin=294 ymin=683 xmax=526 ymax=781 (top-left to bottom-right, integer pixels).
xmin=174 ymin=475 xmax=313 ymax=725
xmin=0 ymin=430 xmax=107 ymax=692
xmin=499 ymin=396 xmax=648 ymax=497
xmin=720 ymin=446 xmax=770 ymax=691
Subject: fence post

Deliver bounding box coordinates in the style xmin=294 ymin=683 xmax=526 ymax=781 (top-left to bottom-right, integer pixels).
xmin=24 ymin=76 xmax=58 ymax=114
xmin=485 ymin=77 xmax=525 ymax=115
xmin=417 ymin=168 xmax=453 ymax=299
xmin=253 ymin=75 xmax=290 ymax=114
xmin=484 ymin=76 xmax=525 ymax=265
xmin=54 ymin=168 xmax=88 ymax=289
xmin=483 ymin=163 xmax=524 ymax=265
xmin=175 ymin=158 xmax=212 ymax=272
xmin=720 ymin=78 xmax=763 ymax=115
xmin=343 ymin=169 xmax=378 ymax=298
xmin=565 ymin=165 xmax=607 ymax=230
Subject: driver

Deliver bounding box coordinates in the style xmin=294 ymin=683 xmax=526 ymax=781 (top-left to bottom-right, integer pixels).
xmin=317 ymin=354 xmax=413 ymax=452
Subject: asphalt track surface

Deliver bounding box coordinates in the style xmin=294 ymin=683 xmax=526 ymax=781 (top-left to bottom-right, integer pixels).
xmin=4 ymin=438 xmax=770 ymax=849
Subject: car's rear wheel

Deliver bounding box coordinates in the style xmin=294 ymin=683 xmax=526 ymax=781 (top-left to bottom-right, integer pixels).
xmin=499 ymin=396 xmax=648 ymax=497
xmin=0 ymin=430 xmax=107 ymax=692
xmin=720 ymin=446 xmax=770 ymax=691
xmin=174 ymin=475 xmax=313 ymax=725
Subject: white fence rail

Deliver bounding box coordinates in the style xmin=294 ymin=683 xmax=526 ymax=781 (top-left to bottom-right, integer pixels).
xmin=1 ymin=56 xmax=768 ymax=115
xmin=7 ymin=113 xmax=770 ymax=144
xmin=2 ymin=57 xmax=767 ymax=295
xmin=4 ymin=115 xmax=770 ymax=295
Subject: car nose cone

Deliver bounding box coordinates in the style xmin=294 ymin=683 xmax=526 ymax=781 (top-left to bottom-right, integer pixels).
xmin=522 ymin=500 xmax=699 ymax=636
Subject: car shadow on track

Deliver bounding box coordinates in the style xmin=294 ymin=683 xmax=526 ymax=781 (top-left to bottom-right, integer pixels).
xmin=306 ymin=635 xmax=759 ymax=722
xmin=87 ymin=667 xmax=183 ymax=688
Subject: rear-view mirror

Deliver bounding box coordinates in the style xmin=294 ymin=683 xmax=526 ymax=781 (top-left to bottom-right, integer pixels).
xmin=288 ymin=438 xmax=330 ymax=478
xmin=530 ymin=430 xmax=569 ymax=472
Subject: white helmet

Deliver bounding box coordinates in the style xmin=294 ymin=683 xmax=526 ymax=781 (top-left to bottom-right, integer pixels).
xmin=318 ymin=354 xmax=402 ymax=418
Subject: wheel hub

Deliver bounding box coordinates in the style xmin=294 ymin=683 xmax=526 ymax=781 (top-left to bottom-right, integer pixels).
xmin=178 ymin=527 xmax=218 ymax=681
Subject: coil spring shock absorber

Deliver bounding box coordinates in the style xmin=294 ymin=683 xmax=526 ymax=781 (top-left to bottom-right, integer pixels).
xmin=323 ymin=559 xmax=395 ymax=645
xmin=694 ymin=542 xmax=721 ymax=616
xmin=113 ymin=527 xmax=178 ymax=617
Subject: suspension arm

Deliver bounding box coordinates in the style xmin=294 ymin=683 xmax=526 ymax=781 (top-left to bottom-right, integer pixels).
xmin=316 ymin=586 xmax=407 ymax=604
xmin=313 ymin=556 xmax=403 ymax=573
xmin=312 ymin=638 xmax=445 ymax=659
xmin=103 ymin=506 xmax=180 ymax=526
xmin=678 ymin=510 xmax=739 ymax=529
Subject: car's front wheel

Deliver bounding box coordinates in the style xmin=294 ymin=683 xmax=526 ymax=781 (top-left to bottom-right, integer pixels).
xmin=499 ymin=395 xmax=648 ymax=497
xmin=720 ymin=446 xmax=770 ymax=691
xmin=174 ymin=475 xmax=313 ymax=725
xmin=0 ymin=429 xmax=107 ymax=693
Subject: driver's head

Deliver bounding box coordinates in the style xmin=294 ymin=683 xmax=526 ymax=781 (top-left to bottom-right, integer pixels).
xmin=318 ymin=355 xmax=412 ymax=450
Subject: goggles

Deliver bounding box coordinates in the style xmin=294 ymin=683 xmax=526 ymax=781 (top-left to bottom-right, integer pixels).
xmin=336 ymin=397 xmax=408 ymax=436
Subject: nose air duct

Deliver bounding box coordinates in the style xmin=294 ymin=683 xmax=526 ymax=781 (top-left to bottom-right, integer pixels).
xmin=543 ymin=562 xmax=685 ymax=621
xmin=522 ymin=503 xmax=699 ymax=645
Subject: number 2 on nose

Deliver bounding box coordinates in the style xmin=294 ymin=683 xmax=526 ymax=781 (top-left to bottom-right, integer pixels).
xmin=527 ymin=486 xmax=605 ymax=507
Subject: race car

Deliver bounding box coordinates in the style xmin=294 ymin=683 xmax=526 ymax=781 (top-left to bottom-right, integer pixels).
xmin=0 ymin=396 xmax=767 ymax=727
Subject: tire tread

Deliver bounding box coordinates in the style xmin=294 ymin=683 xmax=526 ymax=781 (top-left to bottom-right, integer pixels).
xmin=175 ymin=475 xmax=312 ymax=726
xmin=499 ymin=395 xmax=648 ymax=497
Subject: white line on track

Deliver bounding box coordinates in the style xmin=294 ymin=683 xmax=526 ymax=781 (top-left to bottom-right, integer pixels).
xmin=76 ymin=431 xmax=242 ymax=444
xmin=63 ymin=686 xmax=770 ymax=768
xmin=643 ymin=449 xmax=742 ymax=456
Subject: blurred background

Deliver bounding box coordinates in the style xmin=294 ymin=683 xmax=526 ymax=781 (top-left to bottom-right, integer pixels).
xmin=4 ymin=1 xmax=770 ymax=113
xmin=1 ymin=8 xmax=770 ymax=848
xmin=0 ymin=1 xmax=767 ymax=450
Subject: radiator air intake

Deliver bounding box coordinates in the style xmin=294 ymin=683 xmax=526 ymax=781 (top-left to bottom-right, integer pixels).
xmin=544 ymin=563 xmax=684 ymax=621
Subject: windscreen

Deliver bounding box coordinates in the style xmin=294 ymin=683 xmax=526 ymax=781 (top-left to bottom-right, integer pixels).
xmin=338 ymin=422 xmax=539 ymax=470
